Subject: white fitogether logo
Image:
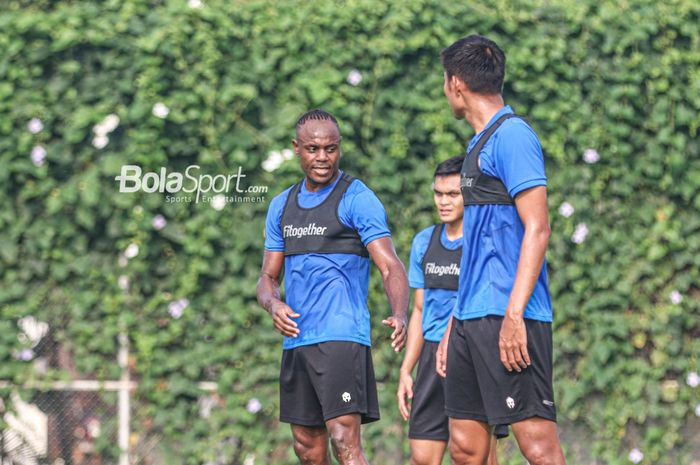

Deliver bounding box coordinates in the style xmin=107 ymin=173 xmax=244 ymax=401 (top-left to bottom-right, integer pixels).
xmin=506 ymin=397 xmax=515 ymax=409
xmin=342 ymin=392 xmax=352 ymax=403
xmin=283 ymin=223 xmax=328 ymax=239
xmin=424 ymin=262 xmax=460 ymax=277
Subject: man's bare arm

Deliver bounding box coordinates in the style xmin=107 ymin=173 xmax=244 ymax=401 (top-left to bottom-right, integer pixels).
xmin=499 ymin=185 xmax=551 ymax=372
xmin=366 ymin=237 xmax=409 ymax=352
xmin=256 ymin=251 xmax=300 ymax=337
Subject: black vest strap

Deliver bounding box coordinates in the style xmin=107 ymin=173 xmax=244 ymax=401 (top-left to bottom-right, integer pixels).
xmin=460 ymin=113 xmax=518 ymax=206
xmin=280 ymin=173 xmax=369 ymax=257
xmin=421 ymin=224 xmax=461 ymax=290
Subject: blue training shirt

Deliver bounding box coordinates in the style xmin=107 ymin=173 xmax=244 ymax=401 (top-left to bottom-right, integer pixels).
xmin=265 ymin=171 xmax=391 ymax=349
xmin=408 ymin=225 xmax=461 ymax=342
xmin=455 ymin=105 xmax=553 ymax=322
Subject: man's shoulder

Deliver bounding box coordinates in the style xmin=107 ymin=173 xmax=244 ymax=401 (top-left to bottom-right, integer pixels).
xmin=268 ymin=183 xmax=298 ymax=210
xmin=495 ymin=115 xmax=540 ymax=144
xmin=411 ymin=225 xmax=436 ymax=250
xmin=343 ymin=175 xmax=384 ymax=203
xmin=415 ymin=225 xmax=436 ymax=241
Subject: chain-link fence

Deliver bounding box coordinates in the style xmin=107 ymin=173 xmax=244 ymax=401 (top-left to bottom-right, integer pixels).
xmin=1 ymin=321 xmax=220 ymax=465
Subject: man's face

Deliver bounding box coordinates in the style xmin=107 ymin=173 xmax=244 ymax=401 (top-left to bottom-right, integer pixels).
xmin=433 ymin=173 xmax=464 ymax=224
xmin=293 ymin=120 xmax=342 ymax=189
xmin=443 ymin=72 xmax=463 ymax=119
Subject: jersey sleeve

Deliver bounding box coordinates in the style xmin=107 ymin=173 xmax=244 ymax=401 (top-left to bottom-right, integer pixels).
xmin=263 ymin=191 xmax=289 ymax=251
xmin=481 ymin=120 xmax=547 ymax=198
xmin=339 ymin=182 xmax=391 ymax=246
xmin=408 ymin=228 xmax=431 ymax=289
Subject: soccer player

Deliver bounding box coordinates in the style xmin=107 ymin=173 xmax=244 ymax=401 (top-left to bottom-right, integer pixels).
xmin=397 ymin=156 xmax=504 ymax=465
xmin=256 ymin=109 xmax=409 ymax=465
xmin=436 ymin=35 xmax=567 ymax=465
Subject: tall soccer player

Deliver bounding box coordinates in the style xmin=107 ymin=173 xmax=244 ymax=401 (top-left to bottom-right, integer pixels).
xmin=436 ymin=35 xmax=567 ymax=465
xmin=257 ymin=109 xmax=409 ymax=465
xmin=397 ymin=156 xmax=505 ymax=465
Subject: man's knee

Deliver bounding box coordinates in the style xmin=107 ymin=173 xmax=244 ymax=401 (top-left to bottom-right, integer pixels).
xmin=410 ymin=452 xmax=442 ymax=465
xmin=519 ymin=440 xmax=564 ymax=465
xmin=327 ymin=416 xmax=365 ymax=464
xmin=329 ymin=427 xmax=362 ymax=460
xmin=291 ymin=426 xmax=328 ymax=465
xmin=293 ymin=439 xmax=327 ymax=464
xmin=448 ymin=439 xmax=487 ymax=465
xmin=512 ymin=418 xmax=565 ymax=465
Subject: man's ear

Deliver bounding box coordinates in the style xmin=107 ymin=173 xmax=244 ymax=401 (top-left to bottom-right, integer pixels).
xmin=292 ymin=138 xmax=300 ymax=155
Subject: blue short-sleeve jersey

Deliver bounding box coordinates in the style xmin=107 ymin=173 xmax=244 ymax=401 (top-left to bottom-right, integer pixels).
xmin=264 ymin=172 xmax=391 ymax=349
xmin=408 ymin=225 xmax=461 ymax=342
xmin=455 ymin=105 xmax=553 ymax=322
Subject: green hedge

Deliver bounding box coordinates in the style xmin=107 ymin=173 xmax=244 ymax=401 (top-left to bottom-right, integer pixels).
xmin=1 ymin=0 xmax=699 ymax=464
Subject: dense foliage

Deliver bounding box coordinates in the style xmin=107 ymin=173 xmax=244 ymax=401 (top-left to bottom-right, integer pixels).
xmin=1 ymin=0 xmax=698 ymax=463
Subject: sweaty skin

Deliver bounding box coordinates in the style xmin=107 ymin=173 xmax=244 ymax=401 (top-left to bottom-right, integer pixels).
xmin=440 ymin=49 xmax=566 ymax=465
xmin=257 ymin=117 xmax=409 ymax=465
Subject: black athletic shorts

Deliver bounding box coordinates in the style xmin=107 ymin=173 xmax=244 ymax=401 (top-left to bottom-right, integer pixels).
xmin=445 ymin=316 xmax=557 ymax=425
xmin=279 ymin=341 xmax=380 ymax=427
xmin=410 ymin=341 xmax=509 ymax=440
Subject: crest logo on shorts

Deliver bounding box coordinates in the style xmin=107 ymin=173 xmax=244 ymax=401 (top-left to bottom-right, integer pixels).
xmin=342 ymin=392 xmax=351 ymax=403
xmin=506 ymin=396 xmax=515 ymax=409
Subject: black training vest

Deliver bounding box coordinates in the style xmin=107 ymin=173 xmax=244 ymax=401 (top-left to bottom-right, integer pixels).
xmin=421 ymin=224 xmax=461 ymax=290
xmin=280 ymin=173 xmax=369 ymax=257
xmin=460 ymin=113 xmax=519 ymax=206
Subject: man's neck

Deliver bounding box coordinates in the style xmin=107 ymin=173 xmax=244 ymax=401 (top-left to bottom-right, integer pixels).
xmin=304 ymin=170 xmax=340 ymax=192
xmin=464 ymin=94 xmax=505 ymax=134
xmin=444 ymin=220 xmax=463 ymax=241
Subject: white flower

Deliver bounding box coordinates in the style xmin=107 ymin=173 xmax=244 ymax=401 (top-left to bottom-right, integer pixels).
xmin=92 ymin=135 xmax=109 ymax=149
xmin=86 ymin=418 xmax=101 ymax=438
xmin=152 ymin=102 xmax=170 ymax=119
xmin=281 ymin=148 xmax=295 ymax=160
xmin=103 ymin=114 xmax=120 ymax=132
xmin=347 ymin=69 xmax=363 ymax=86
xmin=687 ymin=372 xmax=699 ymax=388
xmin=262 ymin=150 xmax=284 ymax=172
xmin=17 ymin=349 xmax=35 ymax=361
xmin=152 ymin=214 xmax=167 ymax=230
xmin=199 ymin=395 xmax=216 ymax=419
xmin=247 ymin=397 xmax=262 ymax=413
xmin=188 ymin=0 xmax=203 ymax=8
xmin=583 ymin=148 xmax=600 ymax=164
xmin=696 ymin=404 xmax=700 ymax=417
xmin=124 ymin=243 xmax=139 ymax=259
xmin=28 ymin=118 xmax=43 ymax=134
xmin=118 ymin=255 xmax=128 ymax=267
xmin=629 ymin=448 xmax=643 ymax=464
xmin=118 ymin=275 xmax=129 ymax=290
xmin=571 ymin=223 xmax=589 ymax=244
xmin=18 ymin=316 xmax=49 ymax=347
xmin=243 ymin=454 xmax=255 ymax=465
xmin=211 ymin=194 xmax=226 ymax=211
xmin=168 ymin=298 xmax=189 ymax=319
xmin=93 ymin=114 xmax=120 ymax=136
xmin=669 ymin=290 xmax=683 ymax=305
xmin=31 ymin=145 xmax=47 ymax=167
xmin=558 ymin=201 xmax=574 ymax=218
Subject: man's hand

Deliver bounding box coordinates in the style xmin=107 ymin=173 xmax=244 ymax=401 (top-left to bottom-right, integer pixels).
xmin=397 ymin=370 xmax=414 ymax=421
xmin=436 ymin=332 xmax=449 ymax=378
xmin=382 ymin=316 xmax=407 ymax=352
xmin=498 ymin=314 xmax=530 ymax=372
xmin=269 ymin=301 xmax=300 ymax=337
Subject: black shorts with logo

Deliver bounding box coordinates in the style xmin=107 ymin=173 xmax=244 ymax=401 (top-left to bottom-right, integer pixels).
xmin=280 ymin=341 xmax=380 ymax=427
xmin=445 ymin=316 xmax=557 ymax=425
xmin=410 ymin=341 xmax=509 ymax=440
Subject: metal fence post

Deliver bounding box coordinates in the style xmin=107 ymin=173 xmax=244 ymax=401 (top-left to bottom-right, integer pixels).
xmin=118 ymin=332 xmax=130 ymax=465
